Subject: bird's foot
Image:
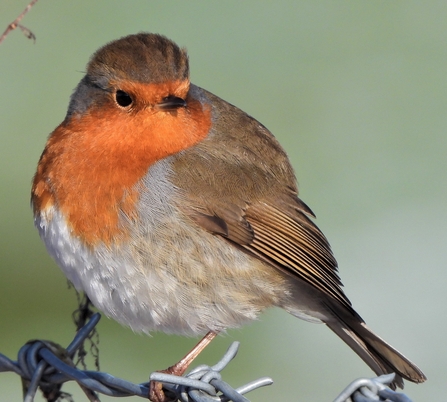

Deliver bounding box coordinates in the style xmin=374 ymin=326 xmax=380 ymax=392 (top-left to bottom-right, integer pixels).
xmin=148 ymin=331 xmax=218 ymax=402
xmin=149 ymin=366 xmax=179 ymax=402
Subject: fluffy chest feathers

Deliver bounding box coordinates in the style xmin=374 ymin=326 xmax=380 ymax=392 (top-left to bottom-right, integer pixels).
xmin=31 ymin=85 xmax=211 ymax=246
xmin=34 ymin=158 xmax=288 ymax=335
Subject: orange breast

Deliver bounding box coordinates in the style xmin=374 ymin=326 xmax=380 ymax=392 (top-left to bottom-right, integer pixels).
xmin=32 ymin=92 xmax=211 ymax=246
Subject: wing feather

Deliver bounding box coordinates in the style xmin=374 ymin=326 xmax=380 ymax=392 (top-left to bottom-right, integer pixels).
xmin=244 ymin=202 xmax=351 ymax=308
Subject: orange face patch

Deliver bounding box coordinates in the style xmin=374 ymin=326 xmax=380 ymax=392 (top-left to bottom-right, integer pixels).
xmin=114 ymin=79 xmax=191 ymax=106
xmin=32 ymin=80 xmax=212 ymax=246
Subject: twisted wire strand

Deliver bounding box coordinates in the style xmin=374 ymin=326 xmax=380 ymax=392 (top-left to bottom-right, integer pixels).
xmin=0 ymin=313 xmax=417 ymax=401
xmin=333 ymin=374 xmax=414 ymax=402
xmin=0 ymin=313 xmax=272 ymax=401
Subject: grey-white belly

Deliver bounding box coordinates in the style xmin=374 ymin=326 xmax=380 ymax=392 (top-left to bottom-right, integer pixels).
xmin=34 ymin=160 xmax=288 ymax=335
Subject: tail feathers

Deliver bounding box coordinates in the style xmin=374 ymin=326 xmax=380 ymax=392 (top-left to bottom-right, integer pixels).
xmin=325 ymin=305 xmax=426 ymax=389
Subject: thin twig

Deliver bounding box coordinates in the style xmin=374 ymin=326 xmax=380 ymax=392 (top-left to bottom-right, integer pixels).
xmin=0 ymin=0 xmax=39 ymax=45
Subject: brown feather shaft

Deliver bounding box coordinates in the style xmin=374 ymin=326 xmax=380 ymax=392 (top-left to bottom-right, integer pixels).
xmin=248 ymin=204 xmax=336 ymax=265
xmin=252 ymin=220 xmax=339 ymax=286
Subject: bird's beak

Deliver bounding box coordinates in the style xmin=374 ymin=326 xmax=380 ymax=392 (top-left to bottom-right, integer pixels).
xmin=156 ymin=96 xmax=187 ymax=111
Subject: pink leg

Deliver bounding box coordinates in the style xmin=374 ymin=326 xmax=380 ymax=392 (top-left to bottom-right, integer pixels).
xmin=149 ymin=331 xmax=219 ymax=402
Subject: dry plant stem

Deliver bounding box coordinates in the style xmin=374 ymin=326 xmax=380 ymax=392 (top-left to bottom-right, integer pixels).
xmin=0 ymin=0 xmax=39 ymax=45
xmin=80 ymin=384 xmax=101 ymax=402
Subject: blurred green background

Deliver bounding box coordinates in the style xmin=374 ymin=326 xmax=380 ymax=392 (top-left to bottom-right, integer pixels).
xmin=1 ymin=1 xmax=445 ymax=400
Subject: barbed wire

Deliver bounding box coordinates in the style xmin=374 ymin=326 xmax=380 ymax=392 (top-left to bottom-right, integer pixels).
xmin=333 ymin=374 xmax=414 ymax=402
xmin=0 ymin=313 xmax=272 ymax=401
xmin=0 ymin=312 xmax=416 ymax=401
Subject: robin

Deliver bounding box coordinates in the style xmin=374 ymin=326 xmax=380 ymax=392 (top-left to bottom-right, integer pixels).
xmin=31 ymin=33 xmax=426 ymax=401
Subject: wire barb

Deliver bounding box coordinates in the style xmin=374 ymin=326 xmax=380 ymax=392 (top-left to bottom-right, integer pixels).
xmin=150 ymin=341 xmax=273 ymax=402
xmin=333 ymin=374 xmax=414 ymax=402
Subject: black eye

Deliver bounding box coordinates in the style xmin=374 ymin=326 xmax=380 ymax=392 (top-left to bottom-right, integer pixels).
xmin=115 ymin=90 xmax=133 ymax=107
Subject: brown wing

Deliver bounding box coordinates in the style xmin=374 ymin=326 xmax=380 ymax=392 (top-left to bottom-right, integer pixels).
xmin=169 ymin=86 xmax=352 ymax=310
xmin=245 ymin=200 xmax=351 ymax=308
xmin=187 ymin=193 xmax=352 ymax=311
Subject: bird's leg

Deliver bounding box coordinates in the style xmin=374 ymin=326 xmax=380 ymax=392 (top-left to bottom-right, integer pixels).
xmin=166 ymin=330 xmax=219 ymax=376
xmin=149 ymin=331 xmax=219 ymax=402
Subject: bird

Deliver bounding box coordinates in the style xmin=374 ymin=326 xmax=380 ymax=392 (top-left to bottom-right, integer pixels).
xmin=31 ymin=33 xmax=426 ymax=401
